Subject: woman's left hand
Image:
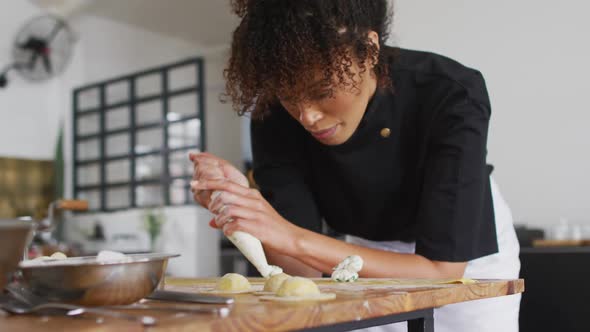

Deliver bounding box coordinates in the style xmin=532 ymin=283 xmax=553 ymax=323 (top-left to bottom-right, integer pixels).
xmin=192 ymin=178 xmax=301 ymax=256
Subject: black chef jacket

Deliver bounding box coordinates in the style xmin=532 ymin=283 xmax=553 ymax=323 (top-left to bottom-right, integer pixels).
xmin=251 ymin=47 xmax=498 ymax=262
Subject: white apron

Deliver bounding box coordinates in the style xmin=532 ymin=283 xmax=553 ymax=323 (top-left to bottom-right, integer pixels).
xmin=346 ymin=177 xmax=521 ymax=332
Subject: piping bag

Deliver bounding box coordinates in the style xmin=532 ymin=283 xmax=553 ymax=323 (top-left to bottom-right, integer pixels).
xmin=212 ymin=190 xmax=282 ymax=278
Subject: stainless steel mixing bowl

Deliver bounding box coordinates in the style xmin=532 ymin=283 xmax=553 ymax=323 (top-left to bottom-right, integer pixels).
xmin=18 ymin=253 xmax=179 ymax=306
xmin=0 ymin=219 xmax=33 ymax=289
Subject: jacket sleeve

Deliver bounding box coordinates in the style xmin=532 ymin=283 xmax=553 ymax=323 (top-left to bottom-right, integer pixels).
xmin=415 ymin=72 xmax=498 ymax=262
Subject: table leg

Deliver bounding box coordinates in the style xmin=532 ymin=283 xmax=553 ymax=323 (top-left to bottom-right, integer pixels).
xmin=408 ymin=308 xmax=434 ymax=332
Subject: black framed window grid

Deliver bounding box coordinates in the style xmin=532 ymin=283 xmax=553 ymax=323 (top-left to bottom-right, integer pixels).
xmin=72 ymin=58 xmax=205 ymax=212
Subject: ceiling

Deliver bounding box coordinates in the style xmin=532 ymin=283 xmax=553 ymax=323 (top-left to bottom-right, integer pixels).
xmin=30 ymin=0 xmax=239 ymax=47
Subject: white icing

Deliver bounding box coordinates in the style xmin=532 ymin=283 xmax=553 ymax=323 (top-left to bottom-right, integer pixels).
xmin=331 ymin=269 xmax=359 ymax=282
xmin=331 ymin=255 xmax=363 ymax=282
xmin=334 ymin=255 xmax=363 ymax=272
xmin=259 ymin=265 xmax=283 ymax=278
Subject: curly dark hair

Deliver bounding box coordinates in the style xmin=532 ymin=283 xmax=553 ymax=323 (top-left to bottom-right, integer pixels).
xmin=224 ymin=0 xmax=393 ymax=118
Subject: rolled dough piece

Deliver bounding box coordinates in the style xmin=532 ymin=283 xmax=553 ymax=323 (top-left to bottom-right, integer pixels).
xmin=277 ymin=277 xmax=320 ymax=297
xmin=213 ymin=273 xmax=252 ymax=294
xmin=33 ymin=251 xmax=67 ymax=261
xmin=259 ymin=277 xmax=336 ymax=302
xmin=263 ymin=273 xmax=291 ymax=293
xmin=50 ymin=252 xmax=67 ymax=259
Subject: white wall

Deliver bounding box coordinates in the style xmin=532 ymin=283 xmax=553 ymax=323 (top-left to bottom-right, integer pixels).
xmin=0 ymin=1 xmax=56 ymax=158
xmin=201 ymin=47 xmax=244 ymax=170
xmin=391 ymin=0 xmax=590 ymax=229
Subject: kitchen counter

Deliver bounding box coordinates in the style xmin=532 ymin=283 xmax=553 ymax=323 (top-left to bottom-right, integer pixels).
xmin=0 ymin=277 xmax=524 ymax=332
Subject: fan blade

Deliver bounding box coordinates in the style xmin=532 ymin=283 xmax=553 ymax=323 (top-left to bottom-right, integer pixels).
xmin=42 ymin=53 xmax=52 ymax=74
xmin=28 ymin=52 xmax=39 ymax=71
xmin=47 ymin=19 xmax=65 ymax=42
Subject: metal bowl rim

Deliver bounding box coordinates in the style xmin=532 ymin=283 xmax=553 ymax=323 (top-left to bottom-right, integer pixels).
xmin=19 ymin=252 xmax=180 ymax=269
xmin=0 ymin=219 xmax=34 ymax=228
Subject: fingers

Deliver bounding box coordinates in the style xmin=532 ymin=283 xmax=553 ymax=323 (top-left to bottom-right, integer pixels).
xmin=192 ymin=189 xmax=212 ymax=207
xmin=215 ymin=205 xmax=260 ymax=228
xmin=221 ymin=217 xmax=257 ymax=238
xmin=222 ymin=220 xmax=237 ymax=237
xmin=191 ymin=155 xmax=222 ymax=182
xmin=208 ymin=190 xmax=263 ymax=214
xmin=189 ymin=151 xmax=212 ymax=161
xmin=191 ymin=179 xmax=259 ymax=198
xmin=192 ymin=157 xmax=220 ymax=169
xmin=189 ymin=153 xmax=258 ymax=233
xmin=195 ymin=166 xmax=224 ymax=181
xmin=190 ymin=153 xmax=225 ymax=206
xmin=189 ymin=152 xmax=226 ymax=166
xmin=221 ymin=164 xmax=249 ymax=187
xmin=192 ymin=157 xmax=223 ymax=176
xmin=191 ymin=154 xmax=238 ymax=182
xmin=190 ymin=152 xmax=249 ymax=188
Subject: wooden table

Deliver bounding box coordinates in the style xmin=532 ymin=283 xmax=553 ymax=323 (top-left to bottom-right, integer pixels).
xmin=0 ymin=277 xmax=524 ymax=332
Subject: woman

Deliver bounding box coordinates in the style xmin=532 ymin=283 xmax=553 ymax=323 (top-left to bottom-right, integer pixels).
xmin=190 ymin=1 xmax=521 ymax=331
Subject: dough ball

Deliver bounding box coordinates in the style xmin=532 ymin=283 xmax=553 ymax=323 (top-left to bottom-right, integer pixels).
xmin=50 ymin=252 xmax=67 ymax=259
xmin=263 ymin=273 xmax=290 ymax=293
xmin=216 ymin=273 xmax=251 ymax=292
xmin=276 ymin=277 xmax=320 ymax=297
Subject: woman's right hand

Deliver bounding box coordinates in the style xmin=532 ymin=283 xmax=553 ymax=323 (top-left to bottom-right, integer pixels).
xmin=189 ymin=152 xmax=249 ymax=209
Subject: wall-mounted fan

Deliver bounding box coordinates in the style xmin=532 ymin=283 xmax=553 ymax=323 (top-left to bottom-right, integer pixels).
xmin=0 ymin=14 xmax=76 ymax=88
